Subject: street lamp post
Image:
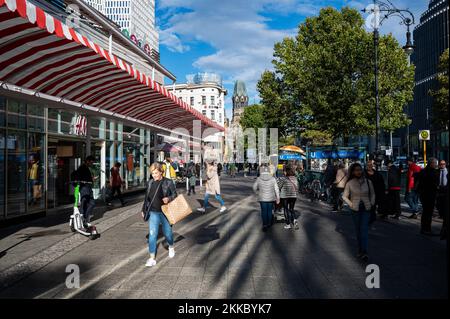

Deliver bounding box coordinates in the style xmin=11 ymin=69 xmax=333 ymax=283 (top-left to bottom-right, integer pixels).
xmin=404 ymin=24 xmax=414 ymax=157
xmin=362 ymin=1 xmax=415 ymax=156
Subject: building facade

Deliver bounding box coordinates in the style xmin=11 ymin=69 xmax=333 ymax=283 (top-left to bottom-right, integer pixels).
xmin=231 ymin=80 xmax=249 ymax=126
xmin=83 ymin=0 xmax=159 ymax=53
xmin=407 ymin=0 xmax=449 ymax=160
xmin=0 ymin=0 xmax=220 ymax=222
xmin=168 ymin=73 xmax=227 ymax=162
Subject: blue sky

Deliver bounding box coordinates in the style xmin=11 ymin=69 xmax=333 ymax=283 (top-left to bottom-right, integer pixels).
xmin=155 ymin=0 xmax=429 ymax=120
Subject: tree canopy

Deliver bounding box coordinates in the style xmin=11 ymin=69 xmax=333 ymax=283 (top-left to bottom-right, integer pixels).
xmin=257 ymin=6 xmax=415 ymax=141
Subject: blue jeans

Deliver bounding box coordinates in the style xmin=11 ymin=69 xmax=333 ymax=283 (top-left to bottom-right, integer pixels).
xmin=260 ymin=202 xmax=274 ymax=227
xmin=405 ymin=190 xmax=419 ymax=213
xmin=204 ymin=193 xmax=225 ymax=209
xmin=351 ymin=208 xmax=370 ymax=254
xmin=148 ymin=211 xmax=174 ymax=256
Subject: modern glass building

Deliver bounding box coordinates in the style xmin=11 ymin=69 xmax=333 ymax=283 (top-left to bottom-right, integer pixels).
xmin=407 ymin=0 xmax=449 ymax=160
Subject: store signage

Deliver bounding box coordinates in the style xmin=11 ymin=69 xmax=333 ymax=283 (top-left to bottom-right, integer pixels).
xmin=279 ymin=153 xmax=303 ymax=160
xmin=70 ymin=115 xmax=87 ymax=136
xmin=309 ymin=150 xmax=365 ymax=159
xmin=122 ymin=29 xmax=152 ymax=57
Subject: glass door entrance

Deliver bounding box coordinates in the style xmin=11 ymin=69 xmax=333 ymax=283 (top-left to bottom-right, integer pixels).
xmin=47 ymin=138 xmax=104 ymax=208
xmin=47 ymin=138 xmax=85 ymax=208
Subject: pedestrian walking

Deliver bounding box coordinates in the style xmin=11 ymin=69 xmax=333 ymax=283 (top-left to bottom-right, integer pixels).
xmin=342 ymin=163 xmax=376 ymax=262
xmin=436 ymin=160 xmax=448 ymax=219
xmin=108 ymin=162 xmax=125 ymax=206
xmin=277 ymin=164 xmax=299 ymax=230
xmin=186 ymin=161 xmax=197 ymax=196
xmin=405 ymin=157 xmax=422 ymax=219
xmin=197 ymin=161 xmax=227 ymax=213
xmin=244 ymin=162 xmax=249 ymax=177
xmin=437 ymin=161 xmax=448 ymax=240
xmin=162 ymin=157 xmax=177 ymax=185
xmin=323 ymin=160 xmax=337 ymax=204
xmin=229 ymin=162 xmax=236 ymax=178
xmin=384 ymin=160 xmax=402 ymax=220
xmin=417 ymin=158 xmax=440 ymax=235
xmin=331 ymin=163 xmax=347 ymax=212
xmin=364 ymin=159 xmax=386 ymax=224
xmin=254 ymin=165 xmax=280 ymax=232
xmin=76 ymin=156 xmax=98 ymax=228
xmin=141 ymin=163 xmax=178 ymax=267
xmin=217 ymin=163 xmax=223 ymax=176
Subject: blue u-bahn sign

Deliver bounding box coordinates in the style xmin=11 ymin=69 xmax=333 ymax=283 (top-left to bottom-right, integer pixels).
xmin=309 ymin=150 xmax=365 ymax=159
xmin=279 ymin=154 xmax=304 ymax=160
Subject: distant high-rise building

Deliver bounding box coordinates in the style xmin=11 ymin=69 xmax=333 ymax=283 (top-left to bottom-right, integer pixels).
xmin=407 ymin=0 xmax=449 ymax=160
xmin=231 ymin=80 xmax=249 ymax=126
xmin=83 ymin=0 xmax=159 ymax=53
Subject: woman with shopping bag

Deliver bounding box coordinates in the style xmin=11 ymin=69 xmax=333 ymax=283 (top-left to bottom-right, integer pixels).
xmin=140 ymin=163 xmax=178 ymax=267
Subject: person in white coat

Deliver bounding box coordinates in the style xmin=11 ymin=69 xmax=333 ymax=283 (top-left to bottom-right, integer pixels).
xmin=254 ymin=164 xmax=280 ymax=232
xmin=342 ymin=163 xmax=375 ymax=262
xmin=197 ymin=161 xmax=227 ymax=213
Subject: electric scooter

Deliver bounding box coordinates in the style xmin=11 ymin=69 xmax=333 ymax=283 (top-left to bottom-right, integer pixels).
xmin=69 ymin=182 xmax=100 ymax=240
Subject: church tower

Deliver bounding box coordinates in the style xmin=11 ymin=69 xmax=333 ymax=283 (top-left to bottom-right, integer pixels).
xmin=231 ymin=80 xmax=249 ymax=126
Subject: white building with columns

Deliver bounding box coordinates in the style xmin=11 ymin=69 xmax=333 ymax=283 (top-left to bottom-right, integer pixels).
xmin=167 ymin=73 xmax=227 ymax=162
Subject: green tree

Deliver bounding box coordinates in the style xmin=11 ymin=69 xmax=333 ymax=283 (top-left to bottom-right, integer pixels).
xmin=430 ymin=49 xmax=449 ymax=129
xmin=257 ymin=7 xmax=415 ymax=141
xmin=301 ymin=130 xmax=333 ymax=146
xmin=239 ymin=104 xmax=266 ymax=130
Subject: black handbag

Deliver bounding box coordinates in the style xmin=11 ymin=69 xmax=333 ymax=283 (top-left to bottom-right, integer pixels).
xmin=143 ymin=181 xmax=162 ymax=222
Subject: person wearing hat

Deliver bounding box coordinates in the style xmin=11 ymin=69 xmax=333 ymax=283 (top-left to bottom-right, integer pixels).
xmin=405 ymin=157 xmax=422 ymax=219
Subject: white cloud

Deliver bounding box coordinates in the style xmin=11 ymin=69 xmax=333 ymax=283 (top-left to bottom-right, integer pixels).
xmin=159 ymin=28 xmax=190 ymax=53
xmin=157 ymin=0 xmax=301 ymax=109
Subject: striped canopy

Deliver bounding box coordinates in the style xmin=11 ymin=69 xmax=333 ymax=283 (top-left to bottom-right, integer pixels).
xmin=0 ymin=0 xmax=223 ymax=135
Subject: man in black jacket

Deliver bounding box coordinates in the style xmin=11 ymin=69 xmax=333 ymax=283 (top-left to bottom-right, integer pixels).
xmin=417 ymin=158 xmax=440 ymax=235
xmin=385 ymin=160 xmax=402 ymax=219
xmin=76 ymin=156 xmax=97 ymax=226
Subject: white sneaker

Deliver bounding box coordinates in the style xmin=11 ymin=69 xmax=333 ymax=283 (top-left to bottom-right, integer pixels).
xmin=145 ymin=258 xmax=157 ymax=267
xmin=168 ymin=247 xmax=175 ymax=258
xmin=197 ymin=207 xmax=206 ymax=213
xmin=220 ymin=206 xmax=227 ymax=213
xmin=284 ymin=224 xmax=292 ymax=229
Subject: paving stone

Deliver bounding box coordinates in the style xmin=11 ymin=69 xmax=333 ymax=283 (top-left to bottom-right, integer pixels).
xmin=0 ymin=176 xmax=447 ymax=299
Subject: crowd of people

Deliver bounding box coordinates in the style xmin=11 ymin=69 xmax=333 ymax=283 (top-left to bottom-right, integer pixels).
xmin=322 ymin=157 xmax=448 ymax=261
xmin=74 ymin=153 xmax=447 ymax=266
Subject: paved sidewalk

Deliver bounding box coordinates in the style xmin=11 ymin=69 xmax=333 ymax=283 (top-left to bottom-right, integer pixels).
xmin=0 ymin=175 xmax=447 ymax=299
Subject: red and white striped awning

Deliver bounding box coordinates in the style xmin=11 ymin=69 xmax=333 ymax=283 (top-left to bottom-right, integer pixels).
xmin=0 ymin=0 xmax=223 ymax=134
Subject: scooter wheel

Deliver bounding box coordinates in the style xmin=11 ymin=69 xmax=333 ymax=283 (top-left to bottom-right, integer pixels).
xmin=70 ymin=225 xmax=76 ymax=232
xmin=89 ymin=233 xmax=100 ymax=240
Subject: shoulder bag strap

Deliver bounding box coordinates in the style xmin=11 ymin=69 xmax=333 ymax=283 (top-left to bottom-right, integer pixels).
xmin=287 ymin=176 xmax=298 ymax=193
xmin=145 ymin=181 xmax=162 ymax=213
